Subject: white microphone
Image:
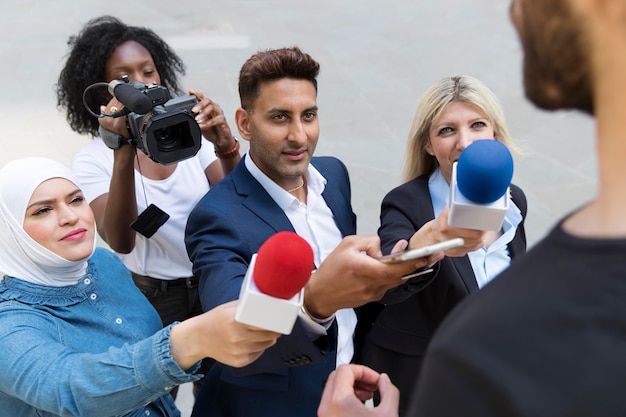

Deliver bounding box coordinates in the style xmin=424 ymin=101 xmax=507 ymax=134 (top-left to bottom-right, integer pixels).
xmin=235 ymin=231 xmax=314 ymax=334
xmin=448 ymin=139 xmax=514 ymax=231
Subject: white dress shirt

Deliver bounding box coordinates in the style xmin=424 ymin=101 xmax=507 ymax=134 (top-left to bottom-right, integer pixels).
xmin=245 ymin=154 xmax=357 ymax=366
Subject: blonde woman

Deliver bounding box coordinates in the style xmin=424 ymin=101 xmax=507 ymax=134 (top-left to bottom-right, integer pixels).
xmin=355 ymin=75 xmax=527 ymax=416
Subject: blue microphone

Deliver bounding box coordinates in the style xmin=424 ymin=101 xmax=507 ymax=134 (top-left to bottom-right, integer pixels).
xmin=448 ymin=140 xmax=513 ymax=231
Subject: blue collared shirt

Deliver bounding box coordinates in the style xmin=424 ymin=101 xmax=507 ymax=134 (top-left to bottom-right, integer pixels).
xmin=428 ymin=168 xmax=523 ymax=288
xmin=0 ymin=248 xmax=201 ymax=417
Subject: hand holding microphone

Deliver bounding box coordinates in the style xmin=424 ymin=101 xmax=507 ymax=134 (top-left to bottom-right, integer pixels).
xmin=235 ymin=232 xmax=430 ymax=334
xmin=169 ymin=300 xmax=281 ymax=370
xmin=235 ymin=231 xmax=315 ymax=334
xmin=406 ymin=206 xmax=487 ymax=258
xmin=448 ymin=139 xmax=514 ymax=231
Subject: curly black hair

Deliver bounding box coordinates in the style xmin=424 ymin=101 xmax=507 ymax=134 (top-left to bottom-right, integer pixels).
xmin=55 ymin=15 xmax=186 ymax=137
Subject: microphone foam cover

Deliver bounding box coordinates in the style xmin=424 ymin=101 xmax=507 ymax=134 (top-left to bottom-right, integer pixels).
xmin=112 ymin=82 xmax=153 ymax=114
xmin=457 ymin=140 xmax=513 ymax=204
xmin=253 ymin=231 xmax=314 ymax=299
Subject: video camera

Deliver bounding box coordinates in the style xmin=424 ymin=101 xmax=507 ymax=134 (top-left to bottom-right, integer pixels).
xmin=107 ymin=78 xmax=202 ymax=165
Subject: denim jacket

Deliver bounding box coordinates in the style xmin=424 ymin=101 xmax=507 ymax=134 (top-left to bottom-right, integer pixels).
xmin=0 ymin=248 xmax=201 ymax=417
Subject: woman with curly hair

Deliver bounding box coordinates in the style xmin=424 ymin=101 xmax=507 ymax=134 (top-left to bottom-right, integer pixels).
xmin=56 ymin=15 xmax=241 ymax=399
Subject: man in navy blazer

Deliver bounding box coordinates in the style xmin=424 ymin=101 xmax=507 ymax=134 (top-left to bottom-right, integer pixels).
xmin=185 ymin=47 xmax=437 ymax=417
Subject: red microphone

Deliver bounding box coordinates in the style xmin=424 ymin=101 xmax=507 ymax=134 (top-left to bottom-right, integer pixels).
xmin=235 ymin=231 xmax=314 ymax=334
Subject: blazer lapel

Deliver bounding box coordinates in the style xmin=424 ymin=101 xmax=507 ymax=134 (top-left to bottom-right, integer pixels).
xmin=321 ymin=188 xmax=354 ymax=237
xmin=414 ymin=177 xmax=479 ymax=294
xmin=314 ymin=159 xmax=356 ymax=237
xmin=450 ymin=256 xmax=480 ymax=294
xmin=232 ymin=161 xmax=296 ymax=234
xmin=230 ymin=156 xmax=356 ymax=237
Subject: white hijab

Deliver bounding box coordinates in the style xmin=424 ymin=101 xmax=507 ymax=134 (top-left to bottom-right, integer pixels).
xmin=0 ymin=157 xmax=97 ymax=286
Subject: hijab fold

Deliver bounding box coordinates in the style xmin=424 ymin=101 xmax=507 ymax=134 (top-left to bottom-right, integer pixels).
xmin=0 ymin=157 xmax=96 ymax=286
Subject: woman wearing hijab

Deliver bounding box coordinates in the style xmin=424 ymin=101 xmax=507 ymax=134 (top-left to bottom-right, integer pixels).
xmin=0 ymin=157 xmax=279 ymax=417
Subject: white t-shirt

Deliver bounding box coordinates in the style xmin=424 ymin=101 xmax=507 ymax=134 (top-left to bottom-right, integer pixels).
xmin=72 ymin=137 xmax=217 ymax=280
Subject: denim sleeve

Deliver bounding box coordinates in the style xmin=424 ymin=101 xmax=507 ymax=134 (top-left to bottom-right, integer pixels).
xmin=0 ymin=310 xmax=201 ymax=417
xmin=135 ymin=323 xmax=203 ymax=392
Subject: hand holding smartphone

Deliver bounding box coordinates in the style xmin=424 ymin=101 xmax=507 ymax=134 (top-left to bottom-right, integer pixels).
xmin=378 ymin=238 xmax=464 ymax=264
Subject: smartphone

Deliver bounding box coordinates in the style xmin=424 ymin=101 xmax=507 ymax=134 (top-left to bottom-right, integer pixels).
xmin=378 ymin=238 xmax=465 ymax=264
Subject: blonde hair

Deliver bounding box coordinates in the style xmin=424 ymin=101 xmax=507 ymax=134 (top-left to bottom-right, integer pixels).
xmin=403 ymin=75 xmax=519 ymax=182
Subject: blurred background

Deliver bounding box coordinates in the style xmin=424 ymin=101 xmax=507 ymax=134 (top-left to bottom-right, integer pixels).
xmin=0 ymin=2 xmax=597 ymax=413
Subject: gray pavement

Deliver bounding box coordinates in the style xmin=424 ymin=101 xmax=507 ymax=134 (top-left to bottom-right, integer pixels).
xmin=0 ymin=1 xmax=597 ymax=415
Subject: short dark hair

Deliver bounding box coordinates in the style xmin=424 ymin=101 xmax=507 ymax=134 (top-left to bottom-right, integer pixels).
xmin=55 ymin=15 xmax=186 ymax=137
xmin=238 ymin=46 xmax=320 ymax=111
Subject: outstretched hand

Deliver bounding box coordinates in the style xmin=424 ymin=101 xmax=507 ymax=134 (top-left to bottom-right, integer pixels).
xmin=318 ymin=364 xmax=399 ymax=417
xmin=303 ymin=235 xmax=441 ymax=319
xmin=410 ymin=206 xmax=487 ymax=257
xmin=169 ymin=300 xmax=280 ymax=370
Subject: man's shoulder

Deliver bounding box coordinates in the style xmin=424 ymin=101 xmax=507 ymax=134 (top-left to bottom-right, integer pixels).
xmin=199 ymin=163 xmax=242 ymax=197
xmin=311 ymin=156 xmax=351 ymax=189
xmin=192 ymin=176 xmax=239 ymax=216
xmin=311 ymin=155 xmax=346 ymax=168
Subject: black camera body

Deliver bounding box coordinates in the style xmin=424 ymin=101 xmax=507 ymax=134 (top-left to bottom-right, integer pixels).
xmin=112 ymin=81 xmax=202 ymax=165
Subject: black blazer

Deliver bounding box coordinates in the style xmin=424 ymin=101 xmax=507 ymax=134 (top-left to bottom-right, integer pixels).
xmin=355 ymin=175 xmax=527 ymax=415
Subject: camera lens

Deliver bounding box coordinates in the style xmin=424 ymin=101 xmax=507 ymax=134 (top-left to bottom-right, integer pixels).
xmin=138 ymin=102 xmax=202 ymax=165
xmin=153 ymin=124 xmax=184 ymax=152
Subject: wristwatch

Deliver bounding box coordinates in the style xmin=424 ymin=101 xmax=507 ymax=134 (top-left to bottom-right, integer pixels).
xmin=99 ymin=125 xmax=132 ymax=150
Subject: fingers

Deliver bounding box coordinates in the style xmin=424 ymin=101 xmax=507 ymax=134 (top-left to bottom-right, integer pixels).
xmin=217 ymin=330 xmax=279 ymax=368
xmin=344 ymin=234 xmax=382 ymax=257
xmin=414 ymin=206 xmax=487 ymax=256
xmin=227 ymin=337 xmax=278 ymax=368
xmin=347 ymin=235 xmax=430 ymax=283
xmin=311 ymin=235 xmax=429 ymax=311
xmin=191 ymin=97 xmax=224 ymax=125
xmin=426 ymin=251 xmax=444 ymax=267
xmin=376 ymin=373 xmax=400 ymax=415
xmin=338 ymin=364 xmax=381 ymax=388
xmin=317 ymin=367 xmax=338 ymax=416
xmin=188 ymin=89 xmax=205 ymax=101
xmin=242 ymin=324 xmax=282 ymax=344
xmin=389 ymin=239 xmax=409 ymax=255
xmin=98 ymin=105 xmax=130 ymax=137
xmin=318 ymin=365 xmax=391 ymax=417
xmin=349 ymin=366 xmax=382 ymax=402
xmin=201 ymin=301 xmax=282 ymax=368
xmin=190 ymin=96 xmax=234 ymax=145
